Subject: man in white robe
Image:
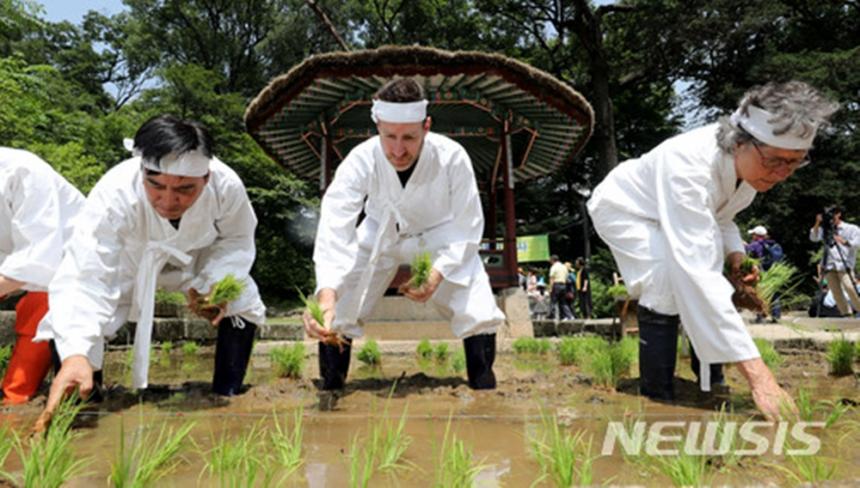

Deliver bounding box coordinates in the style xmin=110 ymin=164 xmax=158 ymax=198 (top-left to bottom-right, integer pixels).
xmin=0 ymin=148 xmax=84 ymax=404
xmin=304 ymin=78 xmax=505 ymax=390
xmin=37 ymin=115 xmax=266 ymax=416
xmin=587 ymin=81 xmax=838 ymax=418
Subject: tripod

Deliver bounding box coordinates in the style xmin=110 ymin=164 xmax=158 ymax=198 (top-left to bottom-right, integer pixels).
xmin=815 ymin=224 xmax=857 ymax=317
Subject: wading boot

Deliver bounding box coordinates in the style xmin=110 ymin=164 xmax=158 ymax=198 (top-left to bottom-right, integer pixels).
xmin=212 ymin=316 xmax=258 ymax=396
xmin=637 ymin=306 xmax=679 ymax=401
xmin=319 ymin=338 xmax=352 ymax=390
xmin=463 ymin=333 xmax=496 ymax=389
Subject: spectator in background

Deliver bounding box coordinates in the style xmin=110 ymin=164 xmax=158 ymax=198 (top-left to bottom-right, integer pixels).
xmin=549 ymin=255 xmax=574 ymax=320
xmin=810 ymin=206 xmax=860 ymax=317
xmin=745 ymin=225 xmax=784 ymax=322
xmin=574 ymin=257 xmax=593 ymax=319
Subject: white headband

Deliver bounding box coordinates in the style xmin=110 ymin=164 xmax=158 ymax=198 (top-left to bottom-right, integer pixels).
xmin=124 ymin=137 xmax=211 ymax=177
xmin=730 ymin=105 xmax=817 ymax=150
xmin=370 ymin=99 xmax=428 ymax=124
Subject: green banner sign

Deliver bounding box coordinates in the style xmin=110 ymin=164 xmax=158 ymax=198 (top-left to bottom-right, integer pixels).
xmin=517 ymin=234 xmax=550 ymax=263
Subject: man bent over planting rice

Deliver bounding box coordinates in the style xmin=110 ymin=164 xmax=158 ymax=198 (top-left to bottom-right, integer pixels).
xmin=587 ymin=81 xmax=839 ymax=418
xmin=304 ymin=77 xmax=505 ymax=390
xmin=36 ymin=115 xmax=266 ymax=421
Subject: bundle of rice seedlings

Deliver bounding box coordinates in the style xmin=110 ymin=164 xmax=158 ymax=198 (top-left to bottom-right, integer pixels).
xmin=586 ymin=337 xmax=637 ymax=389
xmin=408 ymin=251 xmax=433 ymax=288
xmin=530 ymin=410 xmax=596 ymax=487
xmin=756 ymin=262 xmax=800 ymax=316
xmin=270 ymin=408 xmax=304 ymax=480
xmin=357 ymin=340 xmax=381 ymax=366
xmin=199 ymin=422 xmax=270 ymax=488
xmin=181 ymin=341 xmax=200 ymax=356
xmin=110 ymin=419 xmax=195 ymax=488
xmin=512 ymin=337 xmax=552 ymax=355
xmin=434 ymin=417 xmax=484 ymax=488
xmin=270 ymin=343 xmax=306 ymax=379
xmin=207 ymin=274 xmax=245 ymax=305
xmin=298 ymin=288 xmax=346 ymax=349
xmin=826 ymin=337 xmax=855 ymax=376
xmin=451 ymin=350 xmax=466 ymax=373
xmin=416 ymin=339 xmax=433 ymax=360
xmin=433 ymin=343 xmax=450 ymax=363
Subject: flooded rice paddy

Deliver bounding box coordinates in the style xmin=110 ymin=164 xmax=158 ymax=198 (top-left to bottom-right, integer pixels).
xmin=1 ymin=339 xmax=858 ymax=487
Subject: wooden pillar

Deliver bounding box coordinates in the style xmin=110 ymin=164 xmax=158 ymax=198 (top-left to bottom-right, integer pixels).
xmin=487 ymin=183 xmax=497 ymax=250
xmin=320 ymin=119 xmax=334 ymax=193
xmin=502 ymin=119 xmax=518 ymax=287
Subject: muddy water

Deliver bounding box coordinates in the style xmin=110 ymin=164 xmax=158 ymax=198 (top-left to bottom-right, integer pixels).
xmin=1 ymin=347 xmax=858 ymax=486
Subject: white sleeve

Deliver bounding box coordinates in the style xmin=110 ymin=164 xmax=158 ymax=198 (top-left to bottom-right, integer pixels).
xmin=313 ymin=157 xmax=368 ymax=294
xmin=718 ymin=220 xmax=745 ymax=256
xmin=845 ymin=224 xmax=860 ymax=248
xmin=431 ymin=148 xmax=484 ymax=286
xmin=654 ymin=148 xmax=758 ymax=363
xmin=0 ymin=168 xmax=65 ymax=288
xmin=48 ymin=187 xmax=126 ymax=366
xmin=190 ymin=174 xmax=258 ymax=300
xmin=809 ymin=227 xmax=822 ymax=242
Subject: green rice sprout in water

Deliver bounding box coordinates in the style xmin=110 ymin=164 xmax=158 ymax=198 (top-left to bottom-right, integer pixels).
xmin=199 ymin=421 xmax=271 ymax=488
xmin=586 ymin=336 xmax=637 ymax=389
xmin=110 ymin=419 xmax=195 ymax=488
xmin=270 ymin=408 xmax=304 ymax=480
xmin=826 ymin=336 xmax=855 ymax=376
xmin=451 ymin=350 xmax=466 ymax=373
xmin=653 ymin=440 xmax=711 ymax=487
xmin=357 ymin=339 xmax=381 ymax=366
xmin=14 ymin=394 xmax=91 ymax=488
xmin=754 ymin=338 xmax=783 ymax=370
xmin=416 ymin=339 xmax=433 ymax=360
xmin=208 ymin=274 xmax=245 ymax=305
xmin=270 ymin=343 xmax=306 ymax=379
xmin=297 ymin=288 xmax=325 ymax=328
xmin=0 ymin=424 xmax=13 ymax=483
xmin=512 ymin=337 xmax=551 ymax=355
xmin=434 ymin=416 xmax=485 ymax=488
xmin=530 ymin=409 xmax=596 ymax=487
xmin=409 ymin=251 xmax=432 ymax=288
xmin=433 ymin=343 xmax=450 ymax=363
xmin=182 ymin=341 xmax=200 ymax=356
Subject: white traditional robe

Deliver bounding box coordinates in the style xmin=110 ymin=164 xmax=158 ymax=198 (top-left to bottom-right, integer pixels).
xmin=0 ymin=148 xmax=84 ymax=289
xmin=587 ymin=124 xmax=760 ymax=389
xmin=314 ymin=132 xmax=504 ymax=338
xmin=36 ymin=158 xmax=266 ymax=388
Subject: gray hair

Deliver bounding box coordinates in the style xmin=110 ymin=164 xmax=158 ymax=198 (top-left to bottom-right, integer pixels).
xmin=716 ymin=81 xmax=840 ymax=152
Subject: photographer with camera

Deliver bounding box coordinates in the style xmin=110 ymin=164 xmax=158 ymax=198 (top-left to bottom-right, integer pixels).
xmin=810 ymin=206 xmax=860 ymax=316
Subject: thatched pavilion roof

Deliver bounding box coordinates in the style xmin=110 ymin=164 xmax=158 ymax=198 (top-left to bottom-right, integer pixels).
xmin=245 ymin=45 xmax=593 ymax=184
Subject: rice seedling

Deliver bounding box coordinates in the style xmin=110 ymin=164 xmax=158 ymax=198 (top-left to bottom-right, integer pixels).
xmin=297 ymin=287 xmax=346 ymax=349
xmin=160 ymin=340 xmax=174 ymax=355
xmin=451 ymin=350 xmax=466 ymax=373
xmin=182 ymin=341 xmax=200 ymax=356
xmin=199 ymin=421 xmax=271 ymax=488
xmin=375 ymin=404 xmax=412 ymax=472
xmin=0 ymin=424 xmax=13 ymax=482
xmin=416 ymin=339 xmax=433 ymax=360
xmin=269 ymin=408 xmax=303 ymax=480
xmin=208 ymin=274 xmax=245 ymax=305
xmin=357 ymin=339 xmax=382 ymax=366
xmin=771 ymin=452 xmax=837 ymax=485
xmin=512 ymin=337 xmax=552 ymax=355
xmin=270 ymin=343 xmax=306 ymax=379
xmin=433 ymin=342 xmax=450 ymax=363
xmin=556 ymin=337 xmax=578 ymax=365
xmin=530 ymin=410 xmax=596 ymax=487
xmin=710 ymin=404 xmax=741 ymax=470
xmin=13 ymin=395 xmax=91 ymax=488
xmin=654 ymin=440 xmax=711 ymax=487
xmin=820 ymin=399 xmax=852 ymax=428
xmin=0 ymin=344 xmax=12 ymax=378
xmin=434 ymin=417 xmax=484 ymax=488
xmin=754 ymin=338 xmax=783 ymax=370
xmin=795 ymin=388 xmax=816 ymax=422
xmin=586 ymin=336 xmax=637 ymax=388
xmin=826 ymin=336 xmax=855 ymax=376
xmin=347 ymin=429 xmax=377 ymax=488
xmin=110 ymin=418 xmax=195 ymax=488
xmin=409 ymin=251 xmax=433 ymax=288
xmin=756 ymin=262 xmax=800 ymax=316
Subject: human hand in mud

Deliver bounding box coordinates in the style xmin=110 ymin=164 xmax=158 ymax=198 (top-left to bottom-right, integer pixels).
xmin=187 ymin=287 xmax=226 ymax=326
xmin=34 ymin=355 xmax=93 ymax=433
xmin=737 ymin=357 xmax=797 ymax=421
xmin=399 ymin=268 xmax=443 ymax=303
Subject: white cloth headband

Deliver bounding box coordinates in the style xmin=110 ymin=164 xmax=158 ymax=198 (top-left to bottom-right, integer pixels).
xmin=124 ymin=137 xmax=210 ymax=177
xmin=371 ymin=99 xmax=428 ymax=124
xmin=729 ymin=105 xmax=816 ymax=150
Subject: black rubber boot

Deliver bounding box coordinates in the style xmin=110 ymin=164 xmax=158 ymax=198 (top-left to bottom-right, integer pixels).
xmin=637 ymin=306 xmax=679 ymax=401
xmin=463 ymin=333 xmax=496 ymax=390
xmin=319 ymin=338 xmax=352 ymax=390
xmin=690 ymin=346 xmax=725 ymax=389
xmin=212 ymin=317 xmax=257 ymax=396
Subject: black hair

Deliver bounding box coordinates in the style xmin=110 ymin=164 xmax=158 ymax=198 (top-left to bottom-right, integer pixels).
xmin=374 ymin=78 xmax=425 ymax=103
xmin=133 ymin=114 xmax=213 ymax=167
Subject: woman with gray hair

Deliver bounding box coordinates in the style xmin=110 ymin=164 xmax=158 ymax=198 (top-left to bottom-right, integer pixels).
xmin=587 ymin=81 xmax=838 ymax=419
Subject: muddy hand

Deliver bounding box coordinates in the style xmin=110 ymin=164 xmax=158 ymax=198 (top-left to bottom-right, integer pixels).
xmin=34 ymin=355 xmax=93 ymax=434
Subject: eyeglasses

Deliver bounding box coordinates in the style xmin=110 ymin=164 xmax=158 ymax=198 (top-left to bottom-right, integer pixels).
xmin=752 ymin=142 xmax=811 ymax=171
